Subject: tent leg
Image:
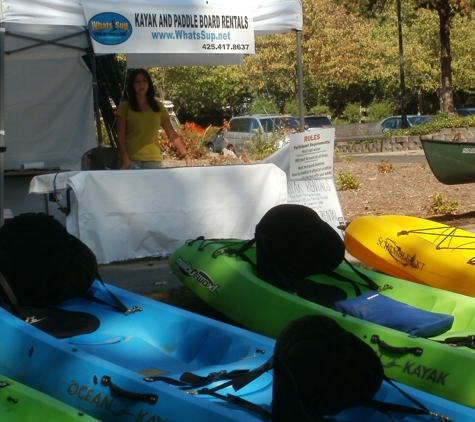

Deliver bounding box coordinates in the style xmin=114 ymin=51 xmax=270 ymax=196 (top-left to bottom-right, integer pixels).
xmin=295 ymin=30 xmax=305 ymax=132
xmin=90 ymin=53 xmax=103 ymax=145
xmin=86 ymin=30 xmax=102 ymax=146
xmin=0 ymin=26 xmax=5 ymax=227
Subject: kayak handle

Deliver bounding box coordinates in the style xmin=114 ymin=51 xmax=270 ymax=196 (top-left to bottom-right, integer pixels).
xmin=101 ymin=376 xmax=158 ymax=404
xmin=371 ymin=335 xmax=423 ymax=356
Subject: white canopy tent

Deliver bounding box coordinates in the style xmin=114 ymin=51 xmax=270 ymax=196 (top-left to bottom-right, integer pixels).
xmin=0 ymin=0 xmax=304 ymax=223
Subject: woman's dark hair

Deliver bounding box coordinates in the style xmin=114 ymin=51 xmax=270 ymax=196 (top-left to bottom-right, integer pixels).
xmin=126 ymin=69 xmax=160 ymax=112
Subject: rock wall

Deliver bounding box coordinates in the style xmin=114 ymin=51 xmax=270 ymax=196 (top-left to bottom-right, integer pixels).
xmin=334 ymin=122 xmax=381 ymax=139
xmin=336 ymin=127 xmax=475 ymax=154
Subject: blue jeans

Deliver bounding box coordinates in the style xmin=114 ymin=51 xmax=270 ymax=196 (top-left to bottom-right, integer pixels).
xmin=130 ymin=160 xmax=163 ymax=169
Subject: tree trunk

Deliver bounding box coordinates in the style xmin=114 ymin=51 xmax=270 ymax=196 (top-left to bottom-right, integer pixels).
xmin=438 ymin=5 xmax=454 ymax=113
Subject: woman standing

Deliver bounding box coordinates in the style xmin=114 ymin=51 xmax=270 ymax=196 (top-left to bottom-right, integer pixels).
xmin=116 ymin=69 xmax=192 ymax=169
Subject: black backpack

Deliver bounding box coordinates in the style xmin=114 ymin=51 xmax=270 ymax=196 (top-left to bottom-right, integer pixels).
xmin=158 ymin=315 xmax=439 ymax=421
xmin=82 ymin=146 xmax=121 ymax=170
xmin=272 ymin=315 xmax=384 ymax=421
xmin=255 ymin=203 xmax=345 ymax=281
xmin=272 ymin=315 xmax=444 ymax=421
xmin=229 ymin=204 xmax=381 ymax=307
xmin=0 ymin=213 xmax=98 ymax=307
xmin=0 ymin=214 xmax=136 ymax=338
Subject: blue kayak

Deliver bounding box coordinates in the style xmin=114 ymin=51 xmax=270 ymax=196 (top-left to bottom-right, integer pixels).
xmin=0 ymin=280 xmax=473 ymax=421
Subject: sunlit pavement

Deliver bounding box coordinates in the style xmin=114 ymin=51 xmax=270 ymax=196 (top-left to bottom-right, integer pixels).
xmin=340 ymin=149 xmax=426 ymax=163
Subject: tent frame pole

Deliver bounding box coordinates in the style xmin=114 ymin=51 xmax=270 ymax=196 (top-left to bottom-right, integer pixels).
xmin=5 ymin=31 xmax=86 ymax=55
xmin=295 ymin=29 xmax=305 ymax=132
xmin=0 ymin=26 xmax=5 ymax=227
xmin=90 ymin=53 xmax=103 ymax=146
xmin=86 ymin=32 xmax=103 ymax=146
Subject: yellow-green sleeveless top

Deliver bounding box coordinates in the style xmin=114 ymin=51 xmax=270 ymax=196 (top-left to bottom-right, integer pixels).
xmin=117 ymin=100 xmax=170 ymax=161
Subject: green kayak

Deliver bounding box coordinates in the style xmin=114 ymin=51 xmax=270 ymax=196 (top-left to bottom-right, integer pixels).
xmin=421 ymin=138 xmax=475 ymax=185
xmin=170 ymin=237 xmax=475 ymax=409
xmin=0 ymin=374 xmax=97 ymax=421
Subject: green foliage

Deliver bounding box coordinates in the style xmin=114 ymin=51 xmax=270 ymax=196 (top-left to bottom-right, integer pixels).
xmin=243 ymin=130 xmax=283 ymax=161
xmin=337 ymin=172 xmax=361 ymax=190
xmin=283 ymin=99 xmax=301 ymax=116
xmin=332 ymin=117 xmax=349 ymax=124
xmin=368 ymin=101 xmax=394 ymax=122
xmin=335 ymin=0 xmax=473 ymax=113
xmin=451 ymin=14 xmax=475 ymax=94
xmin=244 ymin=33 xmax=301 ymax=116
xmin=388 ymin=114 xmax=475 ymax=137
xmin=160 ymin=124 xmax=218 ymax=160
xmin=341 ymin=103 xmax=364 ymax=123
xmin=426 ymin=194 xmax=459 ymax=215
xmin=307 ymin=105 xmax=333 ymax=117
xmin=163 ymin=66 xmax=252 ymax=126
xmin=248 ymin=98 xmax=279 ymax=114
xmin=247 ymin=97 xmax=301 ymax=116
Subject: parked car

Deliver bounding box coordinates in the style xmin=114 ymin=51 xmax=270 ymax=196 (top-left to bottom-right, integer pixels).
xmin=455 ymin=108 xmax=475 ymax=117
xmin=207 ymin=114 xmax=301 ymax=154
xmin=304 ymin=115 xmax=333 ymax=129
xmin=379 ymin=115 xmax=433 ymax=132
xmin=303 ymin=114 xmax=337 ymax=146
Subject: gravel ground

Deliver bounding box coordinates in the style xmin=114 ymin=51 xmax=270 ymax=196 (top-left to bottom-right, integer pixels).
xmin=334 ymin=158 xmax=475 ymax=228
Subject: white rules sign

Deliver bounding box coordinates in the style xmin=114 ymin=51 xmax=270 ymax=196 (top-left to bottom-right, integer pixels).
xmin=289 ymin=128 xmax=335 ymax=180
xmin=288 ymin=129 xmax=346 ymax=236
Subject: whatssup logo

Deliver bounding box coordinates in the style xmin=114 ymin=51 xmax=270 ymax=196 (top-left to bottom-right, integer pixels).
xmin=88 ymin=13 xmax=132 ymax=45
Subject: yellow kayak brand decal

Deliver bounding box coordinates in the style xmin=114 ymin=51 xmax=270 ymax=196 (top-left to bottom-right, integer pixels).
xmin=376 ymin=237 xmax=426 ymax=270
xmin=175 ymin=256 xmax=220 ymax=292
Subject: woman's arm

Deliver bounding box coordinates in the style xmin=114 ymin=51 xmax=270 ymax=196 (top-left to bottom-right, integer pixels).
xmin=162 ymin=120 xmax=192 ymax=166
xmin=116 ymin=115 xmax=132 ymax=169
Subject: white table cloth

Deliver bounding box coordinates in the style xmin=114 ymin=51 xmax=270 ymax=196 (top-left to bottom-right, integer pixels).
xmin=30 ymin=164 xmax=287 ymax=264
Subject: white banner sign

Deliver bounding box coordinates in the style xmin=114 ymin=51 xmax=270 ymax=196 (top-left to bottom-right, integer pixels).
xmin=289 ymin=128 xmax=335 ymax=180
xmin=82 ymin=4 xmax=255 ymax=54
xmin=287 ymin=129 xmax=345 ymax=237
xmin=287 ymin=179 xmax=346 ymax=238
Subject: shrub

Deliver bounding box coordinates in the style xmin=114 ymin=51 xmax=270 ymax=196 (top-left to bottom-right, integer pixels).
xmin=307 ymin=105 xmax=332 ymax=117
xmin=337 ymin=172 xmax=361 ymax=190
xmin=387 ymin=114 xmax=475 ymax=137
xmin=368 ymin=101 xmax=393 ymax=122
xmin=377 ymin=159 xmax=395 ymax=174
xmin=243 ymin=130 xmax=281 ymax=161
xmin=341 ymin=103 xmax=362 ymax=123
xmin=426 ymin=194 xmax=459 ymax=215
xmin=283 ymin=99 xmax=300 ymax=116
xmin=159 ymin=124 xmax=217 ymax=160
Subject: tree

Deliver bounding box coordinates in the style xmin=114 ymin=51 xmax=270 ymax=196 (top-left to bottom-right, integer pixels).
xmin=415 ymin=0 xmax=473 ymax=111
xmin=244 ymin=31 xmax=301 ymax=112
xmin=155 ymin=66 xmax=252 ymax=126
xmin=449 ymin=13 xmax=475 ymax=104
xmin=368 ymin=6 xmax=440 ymax=113
xmin=334 ymin=0 xmax=474 ymax=112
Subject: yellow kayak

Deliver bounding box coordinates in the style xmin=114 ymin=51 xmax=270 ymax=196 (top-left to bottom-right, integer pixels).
xmin=344 ymin=215 xmax=475 ymax=297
